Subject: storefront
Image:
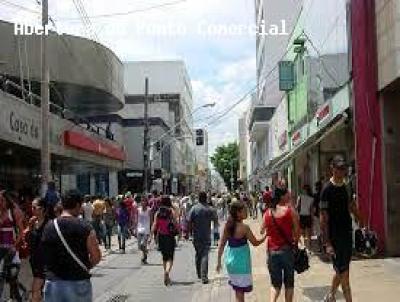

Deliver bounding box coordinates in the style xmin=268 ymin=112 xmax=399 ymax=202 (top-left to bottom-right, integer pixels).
xmin=268 ymin=84 xmax=353 ymax=197
xmin=0 ymin=91 xmax=125 ymax=196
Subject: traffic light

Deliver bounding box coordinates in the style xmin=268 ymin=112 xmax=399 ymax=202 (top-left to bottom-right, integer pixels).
xmin=196 ymin=129 xmax=204 ymax=146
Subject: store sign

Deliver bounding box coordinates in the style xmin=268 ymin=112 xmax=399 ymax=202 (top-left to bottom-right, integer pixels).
xmin=278 ymin=61 xmax=295 ymax=91
xmin=278 ymin=131 xmax=288 ymax=150
xmin=64 ymin=130 xmax=126 ymax=161
xmin=316 ymin=103 xmax=331 ymax=127
xmin=291 ymin=130 xmax=301 ymax=146
xmin=9 ymin=111 xmax=39 ymax=140
xmin=126 ymin=171 xmax=143 ymax=178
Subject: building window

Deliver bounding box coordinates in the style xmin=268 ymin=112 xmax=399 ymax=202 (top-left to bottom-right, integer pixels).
xmin=95 ymin=173 xmax=109 ymax=196
xmin=77 ymin=173 xmax=90 ymax=195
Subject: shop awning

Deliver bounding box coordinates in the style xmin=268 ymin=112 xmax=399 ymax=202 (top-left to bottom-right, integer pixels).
xmin=266 ymin=113 xmax=348 ymax=175
xmin=259 ymin=151 xmax=290 ymax=176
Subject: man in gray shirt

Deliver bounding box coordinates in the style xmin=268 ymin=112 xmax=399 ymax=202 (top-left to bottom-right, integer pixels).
xmin=188 ymin=191 xmax=217 ymax=284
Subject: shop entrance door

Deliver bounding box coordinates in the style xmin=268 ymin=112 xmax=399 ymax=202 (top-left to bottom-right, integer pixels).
xmin=383 ymin=90 xmax=400 ymax=256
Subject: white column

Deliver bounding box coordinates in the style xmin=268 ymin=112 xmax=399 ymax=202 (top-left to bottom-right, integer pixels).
xmin=108 ymin=172 xmax=118 ymax=197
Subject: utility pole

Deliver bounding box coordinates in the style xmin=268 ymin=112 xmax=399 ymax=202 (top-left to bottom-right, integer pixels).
xmin=40 ymin=0 xmax=50 ymax=196
xmin=143 ymin=78 xmax=150 ymax=193
xmin=230 ymin=161 xmax=234 ymax=192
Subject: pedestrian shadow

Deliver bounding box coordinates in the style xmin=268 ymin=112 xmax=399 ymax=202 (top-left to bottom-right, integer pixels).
xmin=171 ymin=280 xmax=196 ymax=286
xmin=98 ymin=265 xmax=141 ymax=270
xmin=302 ymin=286 xmax=344 ymax=301
xmin=143 ymin=263 xmax=163 ymax=267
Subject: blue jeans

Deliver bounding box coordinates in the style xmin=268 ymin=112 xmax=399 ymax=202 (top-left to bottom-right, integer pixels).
xmin=44 ymin=279 xmax=92 ymax=302
xmin=92 ymin=218 xmax=106 ymax=245
xmin=267 ymin=248 xmax=295 ymax=289
xmin=118 ymin=224 xmax=128 ymax=250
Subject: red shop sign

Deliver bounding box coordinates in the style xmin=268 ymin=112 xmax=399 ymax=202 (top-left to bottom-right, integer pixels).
xmin=278 ymin=131 xmax=288 ymax=149
xmin=63 ymin=130 xmax=126 ymax=161
xmin=316 ymin=103 xmax=330 ymax=126
xmin=292 ymin=130 xmax=301 ymax=145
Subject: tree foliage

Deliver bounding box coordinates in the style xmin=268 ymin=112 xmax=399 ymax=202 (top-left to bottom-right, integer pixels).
xmin=210 ymin=142 xmax=239 ymax=191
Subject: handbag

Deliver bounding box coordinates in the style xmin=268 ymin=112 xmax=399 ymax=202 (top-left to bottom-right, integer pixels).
xmin=53 ymin=219 xmax=89 ymax=273
xmin=270 ymin=210 xmax=309 ymax=274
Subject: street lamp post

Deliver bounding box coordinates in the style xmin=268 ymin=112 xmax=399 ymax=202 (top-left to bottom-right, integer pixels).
xmin=40 ymin=0 xmax=50 ymax=196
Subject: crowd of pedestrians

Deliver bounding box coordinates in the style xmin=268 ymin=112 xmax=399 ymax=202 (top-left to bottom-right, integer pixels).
xmin=0 ymin=184 xmax=229 ymax=301
xmin=0 ymin=155 xmax=369 ymax=302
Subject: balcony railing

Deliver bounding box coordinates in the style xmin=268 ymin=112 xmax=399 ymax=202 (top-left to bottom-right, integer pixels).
xmin=0 ymin=75 xmax=115 ymax=141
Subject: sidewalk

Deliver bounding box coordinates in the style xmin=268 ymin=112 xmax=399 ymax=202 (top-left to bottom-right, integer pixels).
xmin=201 ymin=219 xmax=400 ymax=302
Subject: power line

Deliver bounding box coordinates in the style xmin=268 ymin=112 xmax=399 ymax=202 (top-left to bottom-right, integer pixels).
xmin=302 ymin=30 xmax=342 ymax=87
xmin=204 ymin=39 xmax=297 ymax=128
xmin=70 ymin=0 xmax=115 ymax=88
xmin=0 ymin=0 xmax=40 ymax=14
xmin=55 ymin=0 xmax=187 ymax=22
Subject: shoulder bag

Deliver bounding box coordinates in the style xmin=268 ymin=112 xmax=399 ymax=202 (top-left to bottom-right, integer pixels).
xmin=53 ymin=219 xmax=89 ymax=273
xmin=270 ymin=210 xmax=309 ymax=274
xmin=167 ymin=210 xmax=179 ymax=236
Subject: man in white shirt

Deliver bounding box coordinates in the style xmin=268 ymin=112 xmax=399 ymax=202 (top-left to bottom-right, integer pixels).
xmin=136 ymin=198 xmax=152 ymax=264
xmin=81 ymin=195 xmax=94 ymax=224
xmin=296 ymin=185 xmax=315 ymax=250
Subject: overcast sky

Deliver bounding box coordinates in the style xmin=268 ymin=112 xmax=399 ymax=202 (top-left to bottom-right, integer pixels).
xmin=0 ymin=0 xmax=256 ymax=156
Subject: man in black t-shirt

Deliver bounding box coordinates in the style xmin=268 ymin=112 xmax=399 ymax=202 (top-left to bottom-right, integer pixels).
xmin=320 ymin=156 xmax=362 ymax=302
xmin=42 ymin=190 xmax=101 ymax=302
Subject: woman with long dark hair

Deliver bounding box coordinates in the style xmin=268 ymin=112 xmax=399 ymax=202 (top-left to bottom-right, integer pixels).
xmin=150 ymin=196 xmax=178 ymax=286
xmin=261 ymin=188 xmax=300 ymax=302
xmin=216 ymin=201 xmax=266 ymax=302
xmin=25 ymin=197 xmax=49 ymax=302
xmin=0 ymin=190 xmax=25 ymax=301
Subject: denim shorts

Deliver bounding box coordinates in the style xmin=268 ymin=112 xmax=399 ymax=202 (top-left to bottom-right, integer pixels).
xmin=267 ymin=248 xmax=295 ymax=289
xmin=44 ymin=279 xmax=92 ymax=302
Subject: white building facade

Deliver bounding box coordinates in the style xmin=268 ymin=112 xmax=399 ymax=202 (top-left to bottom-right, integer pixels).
xmin=91 ymin=61 xmax=195 ymax=194
xmin=248 ymin=0 xmax=303 ymax=190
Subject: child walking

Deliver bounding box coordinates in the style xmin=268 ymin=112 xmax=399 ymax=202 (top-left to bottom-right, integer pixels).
xmin=216 ymin=201 xmax=266 ymax=302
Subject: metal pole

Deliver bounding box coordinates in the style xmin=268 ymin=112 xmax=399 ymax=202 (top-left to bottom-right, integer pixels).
xmin=40 ymin=0 xmax=50 ymax=196
xmin=143 ymin=78 xmax=149 ymax=193
xmin=230 ymin=161 xmax=234 ymax=192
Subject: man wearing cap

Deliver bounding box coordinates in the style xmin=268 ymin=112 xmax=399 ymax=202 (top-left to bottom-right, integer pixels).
xmin=320 ymin=155 xmax=362 ymax=302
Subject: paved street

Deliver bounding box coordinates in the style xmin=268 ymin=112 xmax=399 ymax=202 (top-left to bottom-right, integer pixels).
xmin=92 ymin=239 xmax=221 ymax=302
xmin=89 ymin=221 xmax=400 ymax=302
